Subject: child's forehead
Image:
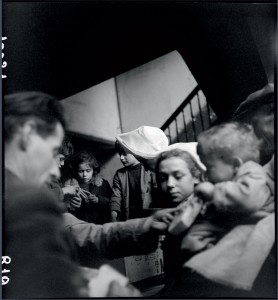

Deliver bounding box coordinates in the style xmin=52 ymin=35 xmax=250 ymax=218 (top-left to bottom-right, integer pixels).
xmin=118 ymin=147 xmax=128 ymax=155
xmin=78 ymin=162 xmax=92 ymax=169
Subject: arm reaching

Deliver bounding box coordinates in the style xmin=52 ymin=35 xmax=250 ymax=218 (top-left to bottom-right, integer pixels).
xmin=63 ymin=207 xmax=179 ymax=258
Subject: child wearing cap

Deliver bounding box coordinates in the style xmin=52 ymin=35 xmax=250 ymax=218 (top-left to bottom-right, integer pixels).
xmin=110 ymin=141 xmax=156 ymax=221
xmin=115 ymin=125 xmax=169 ymax=171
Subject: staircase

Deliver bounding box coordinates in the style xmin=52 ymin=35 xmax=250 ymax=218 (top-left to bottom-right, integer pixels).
xmin=161 ymin=85 xmax=216 ymax=143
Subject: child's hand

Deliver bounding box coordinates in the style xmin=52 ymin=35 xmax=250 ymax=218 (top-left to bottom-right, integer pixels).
xmin=111 ymin=211 xmax=118 ymax=222
xmin=195 ymin=182 xmax=214 ymax=201
xmin=88 ymin=194 xmax=99 ymax=203
xmin=78 ymin=188 xmax=90 ymax=200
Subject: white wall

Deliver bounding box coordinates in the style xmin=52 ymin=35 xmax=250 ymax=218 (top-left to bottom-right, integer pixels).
xmin=61 ymin=78 xmax=121 ymax=143
xmin=116 ymin=50 xmax=197 ymax=132
xmin=99 ymin=155 xmax=123 ymax=186
xmin=61 ymin=51 xmax=199 ymax=184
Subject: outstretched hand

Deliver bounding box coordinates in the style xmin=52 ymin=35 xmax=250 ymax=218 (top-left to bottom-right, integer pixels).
xmin=150 ymin=207 xmax=181 ymax=233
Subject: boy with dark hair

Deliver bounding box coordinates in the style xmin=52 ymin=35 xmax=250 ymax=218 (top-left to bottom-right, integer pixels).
xmin=110 ymin=141 xmax=155 ymax=221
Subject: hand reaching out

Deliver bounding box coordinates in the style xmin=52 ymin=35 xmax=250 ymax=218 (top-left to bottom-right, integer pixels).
xmin=150 ymin=207 xmax=181 ymax=233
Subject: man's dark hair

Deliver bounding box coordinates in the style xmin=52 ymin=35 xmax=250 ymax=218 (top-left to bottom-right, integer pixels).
xmin=232 ymin=84 xmax=274 ymax=164
xmin=5 ymin=91 xmax=66 ymax=142
xmin=60 ymin=136 xmax=74 ymax=158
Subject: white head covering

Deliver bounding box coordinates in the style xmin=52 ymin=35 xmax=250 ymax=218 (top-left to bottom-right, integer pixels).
xmin=116 ymin=126 xmax=169 ymax=159
xmin=160 ymin=142 xmax=206 ymax=172
xmin=116 ymin=126 xmax=206 ymax=171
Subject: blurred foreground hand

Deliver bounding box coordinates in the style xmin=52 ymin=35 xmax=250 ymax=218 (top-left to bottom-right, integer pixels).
xmin=88 ymin=264 xmax=141 ymax=297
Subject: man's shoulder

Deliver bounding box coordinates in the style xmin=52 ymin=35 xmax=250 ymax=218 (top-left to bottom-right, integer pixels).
xmin=5 ymin=183 xmax=63 ymax=216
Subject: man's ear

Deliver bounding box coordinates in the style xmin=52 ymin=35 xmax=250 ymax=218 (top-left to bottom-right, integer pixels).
xmin=18 ymin=120 xmax=36 ymax=150
xmin=232 ymin=156 xmax=243 ymax=170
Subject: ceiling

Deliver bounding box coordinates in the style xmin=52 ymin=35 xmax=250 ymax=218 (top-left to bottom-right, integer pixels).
xmin=3 ymin=1 xmax=276 ymax=121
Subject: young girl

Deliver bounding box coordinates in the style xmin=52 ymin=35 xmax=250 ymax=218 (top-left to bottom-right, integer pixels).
xmin=155 ymin=146 xmax=204 ymax=286
xmin=65 ymin=150 xmax=113 ymax=225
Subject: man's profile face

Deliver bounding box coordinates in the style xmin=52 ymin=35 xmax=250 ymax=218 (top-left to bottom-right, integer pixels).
xmin=26 ymin=122 xmax=64 ymax=186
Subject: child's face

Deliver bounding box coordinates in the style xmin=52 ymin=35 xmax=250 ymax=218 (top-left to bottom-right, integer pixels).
xmin=157 ymin=157 xmax=196 ymax=204
xmin=77 ymin=162 xmax=94 ymax=183
xmin=119 ymin=151 xmax=140 ymax=167
xmin=200 ymin=155 xmax=235 ymax=184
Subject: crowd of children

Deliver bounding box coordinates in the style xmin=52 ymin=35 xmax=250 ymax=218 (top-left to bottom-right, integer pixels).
xmin=46 ymin=83 xmax=275 ymax=297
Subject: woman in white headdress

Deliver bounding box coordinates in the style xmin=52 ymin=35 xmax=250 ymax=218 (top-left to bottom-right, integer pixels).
xmin=116 ymin=125 xmax=275 ymax=298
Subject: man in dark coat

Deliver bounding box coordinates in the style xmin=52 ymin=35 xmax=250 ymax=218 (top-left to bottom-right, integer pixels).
xmin=3 ymin=91 xmax=177 ymax=298
xmin=3 ymin=91 xmax=87 ymax=298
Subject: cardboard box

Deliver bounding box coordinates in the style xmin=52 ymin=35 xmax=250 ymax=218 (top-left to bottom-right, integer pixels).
xmin=123 ymin=248 xmax=164 ymax=283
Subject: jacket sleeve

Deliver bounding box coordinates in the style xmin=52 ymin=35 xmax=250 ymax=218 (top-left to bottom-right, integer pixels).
xmin=50 ymin=186 xmax=64 ymax=202
xmin=47 ymin=180 xmax=64 ymax=202
xmin=96 ymin=179 xmax=113 ymax=207
xmin=63 ymin=212 xmax=159 ymax=259
xmin=110 ymin=171 xmax=123 ymax=213
xmin=211 ymin=161 xmax=271 ymax=214
xmin=63 ymin=178 xmax=82 ymax=214
xmin=4 ymin=188 xmax=87 ymax=298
